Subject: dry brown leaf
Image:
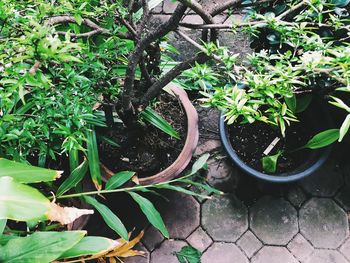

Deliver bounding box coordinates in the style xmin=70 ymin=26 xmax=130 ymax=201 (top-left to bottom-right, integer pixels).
xmin=106 ymin=231 xmax=144 ymax=257
xmin=131 ymin=175 xmax=139 ymax=185
xmin=117 ymin=249 xmax=146 ymax=258
xmin=47 ymin=202 xmax=94 ymax=225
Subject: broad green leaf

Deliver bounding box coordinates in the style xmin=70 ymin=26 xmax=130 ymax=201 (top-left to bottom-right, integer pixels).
xmin=129 ymin=192 xmax=169 ymax=238
xmin=0 ymin=177 xmax=92 ymax=224
xmin=59 ymin=236 xmax=119 ymax=259
xmin=285 ymin=94 xmax=296 ymax=113
xmin=0 ymin=177 xmax=50 ymax=222
xmin=0 ymin=219 xmax=6 ymax=237
xmin=105 ymin=171 xmax=136 ymax=190
xmin=295 ymin=95 xmax=312 ymax=113
xmin=0 ymin=231 xmax=85 ymax=263
xmin=304 ymin=129 xmax=340 ymax=149
xmin=262 ymin=152 xmax=282 ymax=174
xmin=0 ymin=235 xmax=17 ymax=246
xmin=86 ymin=128 xmax=102 ymax=190
xmin=331 ymin=0 xmax=350 ymax=7
xmin=140 ymin=107 xmax=180 ymax=139
xmin=0 ymin=158 xmax=62 ymax=183
xmin=175 ymin=245 xmax=202 ymax=263
xmin=84 ymin=196 xmax=128 ymax=241
xmin=339 ymin=114 xmax=350 ymax=142
xmin=57 ymin=159 xmax=89 ymax=197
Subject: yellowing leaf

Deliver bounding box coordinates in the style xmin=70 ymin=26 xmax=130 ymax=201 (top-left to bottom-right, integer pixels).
xmin=47 ymin=203 xmax=94 ymax=225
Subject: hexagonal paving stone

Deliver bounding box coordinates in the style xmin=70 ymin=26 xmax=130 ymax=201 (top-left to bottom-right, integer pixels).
xmin=142 ymin=226 xmax=165 ymax=252
xmin=186 ymin=227 xmax=213 ymax=252
xmin=160 ymin=192 xmax=200 ymax=239
xmin=195 ymin=139 xmax=221 ymax=156
xmin=201 ymin=242 xmax=249 ymax=263
xmin=340 ymin=238 xmax=350 ymax=261
xmin=150 ymin=240 xmax=187 ymax=263
xmin=251 ymin=246 xmax=298 ymax=263
xmin=237 ymin=230 xmax=263 ymax=258
xmin=206 ymin=158 xmax=240 ymax=193
xmin=335 ymin=186 xmax=350 ymax=211
xmin=124 ymin=243 xmax=150 ymax=263
xmin=300 ymin=159 xmax=343 ymax=197
xmin=342 ymin=163 xmax=350 ymax=188
xmin=306 ymin=249 xmax=348 ymax=263
xmin=250 ymin=197 xmax=298 ymax=245
xmin=202 ymin=194 xmax=248 ymax=242
xmin=287 ymin=234 xmax=314 ymax=262
xmin=287 ymin=187 xmax=307 ymax=208
xmin=299 ymin=198 xmax=349 ymax=249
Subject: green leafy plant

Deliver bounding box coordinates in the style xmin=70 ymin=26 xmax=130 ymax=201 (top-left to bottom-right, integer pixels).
xmin=0 ymin=153 xmax=216 ymax=262
xmin=176 ymin=245 xmax=202 ymax=263
xmin=175 ymin=0 xmax=350 ymax=173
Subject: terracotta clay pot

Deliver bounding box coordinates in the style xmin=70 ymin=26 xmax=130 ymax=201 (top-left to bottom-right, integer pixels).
xmin=100 ymin=83 xmax=199 ymax=185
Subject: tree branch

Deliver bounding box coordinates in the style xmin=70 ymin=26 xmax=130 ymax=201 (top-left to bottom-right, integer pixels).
xmin=140 ymin=53 xmax=210 ymax=107
xmin=175 ymin=30 xmax=221 ymax=61
xmin=178 ymin=0 xmax=217 ymax=42
xmin=122 ymin=4 xmax=187 ymax=112
xmin=210 ymin=0 xmax=274 ymax=16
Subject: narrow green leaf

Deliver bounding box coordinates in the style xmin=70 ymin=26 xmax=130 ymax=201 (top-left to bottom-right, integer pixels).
xmin=189 ymin=153 xmax=210 ymax=176
xmin=0 ymin=158 xmax=62 ymax=183
xmin=0 ymin=219 xmax=6 ymax=237
xmin=262 ymin=152 xmax=282 ymax=174
xmin=99 ymin=135 xmax=120 ymax=148
xmin=84 ymin=196 xmax=128 ymax=241
xmin=180 ymin=180 xmax=222 ymax=195
xmin=339 ymin=114 xmax=350 ymax=142
xmin=74 ymin=13 xmax=83 ymax=25
xmin=0 ymin=231 xmax=85 ymax=263
xmin=86 ymin=128 xmax=102 ymax=190
xmin=175 ymin=245 xmax=202 ymax=263
xmin=0 ymin=177 xmax=49 ymax=222
xmin=57 ymin=159 xmax=89 ymax=197
xmin=155 ymin=185 xmax=210 ymax=199
xmin=140 ymin=107 xmax=180 ymax=139
xmin=59 ymin=236 xmax=118 ymax=259
xmin=304 ymin=129 xmax=340 ymax=149
xmin=15 ymin=101 xmax=35 ymax=114
xmin=69 ymin=149 xmax=80 ymax=172
xmin=105 ymin=171 xmax=136 ymax=190
xmin=129 ymin=192 xmax=169 ymax=238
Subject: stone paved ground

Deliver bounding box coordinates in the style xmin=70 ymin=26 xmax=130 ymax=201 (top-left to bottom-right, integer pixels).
xmin=123 ymin=105 xmax=350 ymax=263
xmin=123 ymin=1 xmax=350 ymax=262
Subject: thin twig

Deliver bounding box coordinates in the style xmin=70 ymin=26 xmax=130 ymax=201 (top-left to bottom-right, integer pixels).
xmin=175 ymin=30 xmax=221 ymax=61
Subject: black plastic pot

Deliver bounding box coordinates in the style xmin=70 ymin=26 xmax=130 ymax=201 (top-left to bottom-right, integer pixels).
xmin=219 ymin=108 xmax=333 ymax=183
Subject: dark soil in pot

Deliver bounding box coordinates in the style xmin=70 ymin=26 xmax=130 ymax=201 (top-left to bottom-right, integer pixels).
xmin=98 ymin=92 xmax=186 ymax=178
xmin=228 ymin=117 xmax=314 ymax=174
xmin=221 ymin=100 xmax=333 ymax=182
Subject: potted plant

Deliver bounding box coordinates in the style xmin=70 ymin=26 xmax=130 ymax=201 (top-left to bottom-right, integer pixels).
xmin=177 ymin=0 xmax=350 ymax=182
xmin=0 ymin=155 xmax=215 ymax=262
xmin=0 ymin=0 xmax=228 ymax=257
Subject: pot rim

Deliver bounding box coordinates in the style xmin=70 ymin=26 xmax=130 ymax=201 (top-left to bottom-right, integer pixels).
xmin=100 ymin=83 xmax=199 ymax=185
xmin=219 ymin=114 xmax=332 ymax=183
